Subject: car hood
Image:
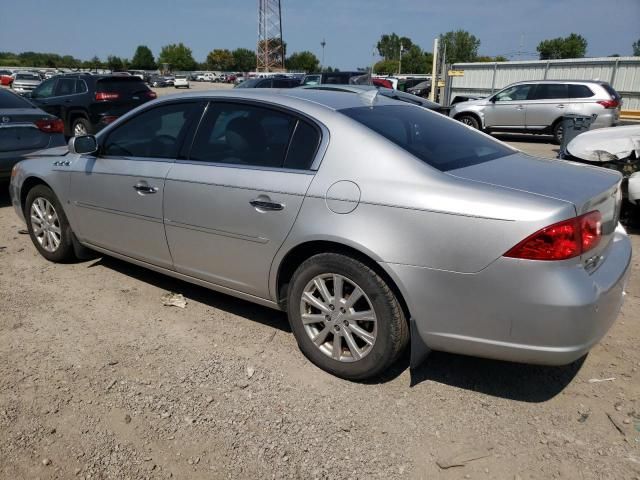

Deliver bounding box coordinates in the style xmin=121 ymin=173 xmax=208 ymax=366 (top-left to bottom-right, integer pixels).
xmin=453 ymin=98 xmax=487 ymax=108
xmin=567 ymin=125 xmax=640 ymax=162
xmin=25 ymin=145 xmax=69 ymax=157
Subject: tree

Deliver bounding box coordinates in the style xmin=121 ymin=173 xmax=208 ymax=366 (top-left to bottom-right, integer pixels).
xmin=439 ymin=30 xmax=480 ymax=63
xmin=373 ymin=59 xmax=399 ymax=75
xmin=232 ymin=48 xmax=256 ymax=72
xmin=206 ymin=49 xmax=234 ymax=71
xmin=401 ymin=45 xmax=431 ymax=74
xmin=130 ymin=45 xmax=155 ymax=70
xmin=537 ymin=33 xmax=587 ymax=60
xmin=106 ymin=55 xmax=125 ymax=71
xmin=476 ymin=55 xmax=508 ymax=62
xmin=633 ymin=39 xmax=640 ymax=56
xmin=286 ymin=51 xmax=320 ymax=72
xmin=377 ymin=33 xmax=414 ymax=61
xmin=158 ymin=43 xmax=197 ymax=71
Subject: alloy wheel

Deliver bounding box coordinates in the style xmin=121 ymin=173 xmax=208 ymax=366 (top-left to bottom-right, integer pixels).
xmin=74 ymin=122 xmax=87 ymax=136
xmin=300 ymin=274 xmax=377 ymax=362
xmin=30 ymin=197 xmax=61 ymax=252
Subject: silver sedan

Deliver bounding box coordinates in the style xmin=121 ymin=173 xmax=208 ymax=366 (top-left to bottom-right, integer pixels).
xmin=9 ymin=89 xmax=632 ymax=380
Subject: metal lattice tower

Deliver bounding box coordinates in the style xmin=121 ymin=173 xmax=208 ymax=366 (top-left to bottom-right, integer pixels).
xmin=257 ymin=0 xmax=285 ymax=71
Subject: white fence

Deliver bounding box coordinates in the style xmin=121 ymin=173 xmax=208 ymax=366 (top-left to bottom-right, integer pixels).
xmin=448 ymin=57 xmax=640 ymax=112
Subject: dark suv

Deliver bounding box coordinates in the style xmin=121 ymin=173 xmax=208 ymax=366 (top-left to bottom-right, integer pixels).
xmin=235 ymin=77 xmax=301 ymax=89
xmin=301 ymin=71 xmax=365 ymax=86
xmin=27 ymin=74 xmax=157 ymax=137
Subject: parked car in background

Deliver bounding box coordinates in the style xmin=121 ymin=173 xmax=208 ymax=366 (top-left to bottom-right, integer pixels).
xmin=449 ymin=80 xmax=622 ymax=143
xmin=174 ymin=75 xmax=190 ymax=89
xmin=0 ymin=70 xmax=15 ymax=86
xmin=196 ymin=72 xmax=217 ymax=82
xmin=407 ymin=80 xmax=432 ymax=98
xmin=302 ymin=84 xmax=445 ymax=113
xmin=26 ymin=73 xmax=156 ymax=136
xmin=163 ymin=76 xmax=176 ymax=86
xmin=11 ymin=72 xmax=42 ymax=95
xmin=0 ymin=88 xmax=65 ymax=181
xmin=301 ymin=71 xmax=365 ymax=86
xmin=149 ymin=76 xmax=169 ymax=88
xmin=9 ymin=89 xmax=630 ymax=380
xmin=235 ymin=77 xmax=300 ymax=89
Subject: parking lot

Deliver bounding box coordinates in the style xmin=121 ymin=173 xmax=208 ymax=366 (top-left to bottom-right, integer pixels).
xmin=1 ymin=85 xmax=639 ymax=478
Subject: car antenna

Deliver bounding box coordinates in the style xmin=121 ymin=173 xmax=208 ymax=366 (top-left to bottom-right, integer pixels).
xmin=359 ymin=88 xmax=379 ymax=107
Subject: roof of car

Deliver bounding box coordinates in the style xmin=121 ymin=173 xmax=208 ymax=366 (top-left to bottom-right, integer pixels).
xmin=156 ymin=87 xmax=402 ymax=111
xmin=510 ymin=79 xmax=610 ymax=85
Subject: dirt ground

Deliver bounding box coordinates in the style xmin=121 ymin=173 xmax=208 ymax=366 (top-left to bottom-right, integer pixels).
xmin=1 ymin=138 xmax=640 ymax=480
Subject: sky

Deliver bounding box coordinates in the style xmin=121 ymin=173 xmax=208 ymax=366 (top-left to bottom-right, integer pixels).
xmin=1 ymin=0 xmax=639 ymax=69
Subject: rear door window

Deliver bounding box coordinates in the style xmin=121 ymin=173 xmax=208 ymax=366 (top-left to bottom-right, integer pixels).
xmin=189 ymin=102 xmax=301 ymax=168
xmin=103 ymin=102 xmax=201 ymax=159
xmin=531 ymin=83 xmax=569 ymax=100
xmin=54 ymin=78 xmax=76 ymax=96
xmin=569 ymin=84 xmax=594 ymax=98
xmin=283 ymin=120 xmax=321 ymax=169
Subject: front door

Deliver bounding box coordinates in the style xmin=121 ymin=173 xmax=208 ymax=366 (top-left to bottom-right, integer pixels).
xmin=164 ymin=100 xmax=322 ymax=298
xmin=67 ymin=100 xmax=203 ymax=268
xmin=525 ymin=83 xmax=569 ymax=129
xmin=483 ymin=84 xmax=534 ymax=129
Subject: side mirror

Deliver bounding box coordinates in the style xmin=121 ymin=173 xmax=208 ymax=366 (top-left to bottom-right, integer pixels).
xmin=23 ymin=91 xmax=33 ymax=99
xmin=68 ymin=135 xmax=98 ymax=155
xmin=490 ymin=96 xmax=497 ymax=103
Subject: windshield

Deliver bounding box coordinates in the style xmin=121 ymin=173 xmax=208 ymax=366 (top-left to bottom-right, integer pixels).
xmin=0 ymin=88 xmax=33 ymax=108
xmin=340 ymin=105 xmax=514 ymax=171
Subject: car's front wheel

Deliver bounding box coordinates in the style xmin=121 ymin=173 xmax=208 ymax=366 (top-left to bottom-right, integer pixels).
xmin=457 ymin=114 xmax=480 ymax=129
xmin=25 ymin=185 xmax=76 ymax=263
xmin=287 ymin=253 xmax=409 ymax=380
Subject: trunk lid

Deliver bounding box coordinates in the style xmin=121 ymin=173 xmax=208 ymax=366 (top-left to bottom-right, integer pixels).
xmin=448 ymin=152 xmax=622 ymax=264
xmin=0 ymin=109 xmax=54 ymax=153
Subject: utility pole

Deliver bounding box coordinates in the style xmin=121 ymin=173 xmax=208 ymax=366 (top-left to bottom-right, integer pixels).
xmin=321 ymin=38 xmax=326 ymax=70
xmin=398 ymin=42 xmax=404 ymax=75
xmin=429 ymin=37 xmax=439 ymax=101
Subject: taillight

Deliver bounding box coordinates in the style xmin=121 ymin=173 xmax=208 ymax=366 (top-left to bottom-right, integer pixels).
xmin=100 ymin=115 xmax=119 ymax=125
xmin=95 ymin=91 xmax=120 ymax=101
xmin=146 ymin=91 xmax=157 ymax=99
xmin=34 ymin=118 xmax=64 ymax=134
xmin=504 ymin=211 xmax=602 ymax=261
xmin=597 ymin=99 xmax=619 ymax=109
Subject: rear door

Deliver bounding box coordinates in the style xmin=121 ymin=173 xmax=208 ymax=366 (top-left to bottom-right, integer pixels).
xmin=483 ymin=84 xmax=533 ymax=128
xmin=164 ymin=100 xmax=322 ymax=298
xmin=68 ymin=100 xmax=203 ymax=267
xmin=525 ymin=83 xmax=569 ymax=129
xmin=29 ymin=77 xmax=58 ymax=115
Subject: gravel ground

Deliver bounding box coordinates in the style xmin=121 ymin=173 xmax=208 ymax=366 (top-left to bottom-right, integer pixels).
xmin=1 ymin=114 xmax=639 ymax=479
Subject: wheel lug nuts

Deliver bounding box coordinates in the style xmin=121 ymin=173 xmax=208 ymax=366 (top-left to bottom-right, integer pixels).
xmin=343 ymin=320 xmax=349 ymax=326
xmin=334 ymin=325 xmax=340 ymax=331
xmin=325 ymin=315 xmax=330 ymax=321
xmin=329 ymin=304 xmax=334 ymax=310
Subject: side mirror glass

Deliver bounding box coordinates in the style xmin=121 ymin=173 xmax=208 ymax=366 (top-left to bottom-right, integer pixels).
xmin=68 ymin=135 xmax=98 ymax=155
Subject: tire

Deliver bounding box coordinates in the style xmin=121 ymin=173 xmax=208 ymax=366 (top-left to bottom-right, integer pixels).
xmin=552 ymin=121 xmax=564 ymax=145
xmin=71 ymin=117 xmax=91 ymax=137
xmin=25 ymin=185 xmax=76 ymax=263
xmin=287 ymin=253 xmax=409 ymax=380
xmin=457 ymin=114 xmax=480 ymax=130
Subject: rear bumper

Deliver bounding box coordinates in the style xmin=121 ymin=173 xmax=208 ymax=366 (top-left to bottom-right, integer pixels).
xmin=385 ymin=226 xmax=632 ymax=366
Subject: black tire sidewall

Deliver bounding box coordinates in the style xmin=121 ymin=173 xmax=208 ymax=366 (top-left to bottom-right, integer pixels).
xmin=25 ymin=185 xmax=75 ymax=263
xmin=287 ymin=253 xmax=402 ymax=380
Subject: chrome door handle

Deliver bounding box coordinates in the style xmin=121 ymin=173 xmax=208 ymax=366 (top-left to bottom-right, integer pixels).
xmin=250 ymin=199 xmax=284 ymax=211
xmin=133 ymin=183 xmax=158 ymax=194
xmin=556 ymin=104 xmax=566 ymax=108
xmin=515 ymin=105 xmax=524 ymax=110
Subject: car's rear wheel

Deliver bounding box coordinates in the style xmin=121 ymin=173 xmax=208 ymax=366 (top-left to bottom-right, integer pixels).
xmin=457 ymin=114 xmax=480 ymax=129
xmin=552 ymin=121 xmax=564 ymax=145
xmin=25 ymin=185 xmax=76 ymax=263
xmin=71 ymin=117 xmax=90 ymax=137
xmin=287 ymin=253 xmax=408 ymax=380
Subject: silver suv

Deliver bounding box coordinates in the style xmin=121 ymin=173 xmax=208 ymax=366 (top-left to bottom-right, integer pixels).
xmin=449 ymin=80 xmax=622 ymax=143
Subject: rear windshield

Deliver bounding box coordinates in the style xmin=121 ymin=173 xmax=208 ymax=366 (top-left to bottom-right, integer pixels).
xmin=0 ymin=88 xmax=33 ymax=108
xmin=235 ymin=78 xmax=262 ymax=88
xmin=96 ymin=78 xmax=150 ymax=93
xmin=601 ymin=83 xmax=622 ymax=101
xmin=341 ymin=105 xmax=513 ymax=171
xmin=15 ymin=74 xmax=39 ymax=80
